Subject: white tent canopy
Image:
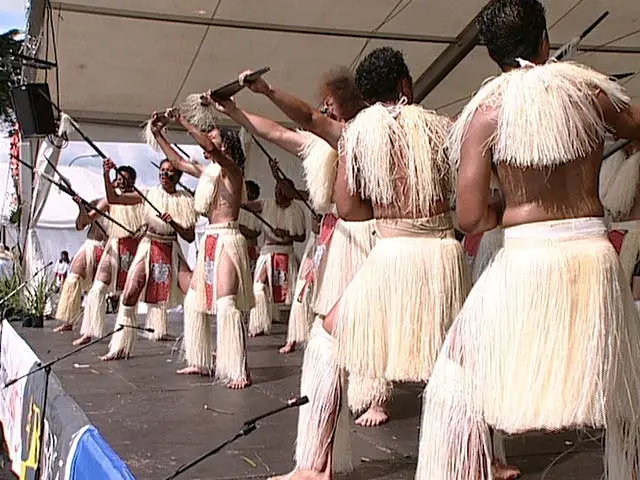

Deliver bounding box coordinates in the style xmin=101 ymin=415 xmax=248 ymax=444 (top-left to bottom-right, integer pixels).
xmin=0 ymin=164 xmax=147 ymax=267
xmin=25 ymin=0 xmax=640 ymax=138
xmin=17 ymin=0 xmax=640 ymax=268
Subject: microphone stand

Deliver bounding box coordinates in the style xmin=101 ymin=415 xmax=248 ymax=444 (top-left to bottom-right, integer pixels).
xmin=0 ymin=262 xmax=53 ymax=363
xmin=2 ymin=324 xmax=132 ymax=479
xmin=163 ymin=396 xmax=309 ymax=480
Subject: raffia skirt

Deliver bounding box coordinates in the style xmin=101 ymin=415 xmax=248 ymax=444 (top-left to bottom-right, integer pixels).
xmin=191 ymin=222 xmax=254 ymax=314
xmin=334 ymin=213 xmax=471 ymax=383
xmin=416 ymin=217 xmax=640 ymax=480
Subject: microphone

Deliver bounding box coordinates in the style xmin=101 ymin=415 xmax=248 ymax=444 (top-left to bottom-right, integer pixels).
xmin=287 ymin=396 xmax=309 ymax=408
xmin=118 ymin=324 xmax=154 ymax=333
xmin=163 ymin=394 xmax=308 ymax=480
xmin=0 ymin=261 xmax=53 ymax=310
xmin=243 ymin=396 xmax=309 ymax=426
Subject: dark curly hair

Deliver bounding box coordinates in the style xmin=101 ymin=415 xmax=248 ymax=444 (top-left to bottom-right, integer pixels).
xmin=355 ymin=47 xmax=411 ymax=104
xmin=116 ymin=165 xmax=137 ymax=184
xmin=220 ymin=129 xmax=246 ymax=169
xmin=245 ymin=180 xmax=260 ymax=201
xmin=318 ymin=66 xmax=365 ymax=121
xmin=477 ymin=0 xmax=548 ymax=71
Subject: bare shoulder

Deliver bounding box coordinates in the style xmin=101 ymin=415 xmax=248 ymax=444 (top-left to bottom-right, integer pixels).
xmin=465 ymin=105 xmax=498 ymax=139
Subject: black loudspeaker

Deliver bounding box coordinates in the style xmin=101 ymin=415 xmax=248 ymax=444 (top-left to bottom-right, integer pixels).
xmin=10 ymin=83 xmax=56 ymax=137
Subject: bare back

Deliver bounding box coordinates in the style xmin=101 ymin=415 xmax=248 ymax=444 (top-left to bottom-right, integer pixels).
xmin=497 ymin=146 xmax=605 ymax=227
xmin=373 ymin=170 xmax=450 ymax=220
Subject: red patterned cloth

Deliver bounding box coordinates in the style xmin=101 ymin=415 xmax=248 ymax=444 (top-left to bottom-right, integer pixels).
xmin=94 ymin=245 xmax=105 ymax=268
xmin=144 ymin=241 xmax=173 ymax=304
xmin=116 ymin=237 xmax=141 ymax=291
xmin=204 ymin=234 xmax=219 ymax=311
xmin=271 ymin=253 xmax=290 ymax=303
xmin=297 ymin=213 xmax=338 ymax=301
xmin=463 ymin=232 xmax=484 ymax=258
xmin=608 ymin=229 xmax=628 ymax=255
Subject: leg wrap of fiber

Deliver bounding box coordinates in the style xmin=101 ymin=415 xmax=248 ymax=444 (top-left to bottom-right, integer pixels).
xmin=286 ymin=293 xmax=312 ymax=344
xmin=248 ymin=284 xmax=271 ymax=336
xmin=347 ymin=375 xmax=393 ymax=415
xmin=416 ymin=358 xmax=492 ymax=480
xmin=182 ymin=289 xmax=213 ymax=371
xmin=80 ymin=281 xmax=108 ymax=338
xmin=145 ymin=304 xmax=168 ymax=341
xmin=215 ymin=295 xmax=248 ymax=383
xmin=55 ymin=273 xmax=83 ymax=326
xmin=107 ymin=305 xmax=137 ymax=358
xmin=295 ymin=321 xmax=352 ymax=474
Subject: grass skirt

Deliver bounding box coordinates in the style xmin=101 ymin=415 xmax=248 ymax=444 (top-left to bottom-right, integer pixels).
xmin=313 ymin=219 xmax=376 ymax=316
xmin=335 ymin=214 xmax=470 ymax=383
xmin=416 ymin=217 xmax=640 ymax=479
xmin=286 ymin=233 xmax=317 ymax=344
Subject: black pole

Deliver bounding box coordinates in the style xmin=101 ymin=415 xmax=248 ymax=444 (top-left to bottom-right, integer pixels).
xmin=36 ymin=94 xmax=168 ymax=223
xmin=33 ymin=365 xmax=51 ymax=480
xmin=150 ymin=161 xmax=194 ymax=195
xmin=0 ymin=262 xmax=53 ymax=368
xmin=3 ymin=325 xmax=126 ymax=477
xmin=10 ymin=155 xmax=136 ymax=236
xmin=163 ymin=425 xmax=256 ymax=480
xmin=240 ymin=206 xmax=276 ymax=233
xmin=3 ymin=326 xmax=124 ymax=390
xmin=163 ymin=396 xmax=308 ymax=480
xmin=250 ymin=136 xmax=318 ymax=217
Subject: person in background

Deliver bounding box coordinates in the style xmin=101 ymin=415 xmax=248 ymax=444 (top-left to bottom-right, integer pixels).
xmin=240 ymin=180 xmax=263 ymax=276
xmin=54 ymin=251 xmax=71 ymax=293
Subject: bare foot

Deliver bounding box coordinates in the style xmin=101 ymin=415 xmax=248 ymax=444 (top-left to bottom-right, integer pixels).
xmin=355 ymin=404 xmax=389 ymax=427
xmin=176 ymin=366 xmax=211 ymax=376
xmin=72 ymin=335 xmax=92 ymax=346
xmin=227 ymin=373 xmax=252 ymax=390
xmin=100 ymin=350 xmax=128 ymax=361
xmin=492 ymin=461 xmax=521 ymax=480
xmin=279 ymin=341 xmax=296 ymax=354
xmin=53 ymin=323 xmax=72 ymax=333
xmin=268 ymin=469 xmax=330 ymax=480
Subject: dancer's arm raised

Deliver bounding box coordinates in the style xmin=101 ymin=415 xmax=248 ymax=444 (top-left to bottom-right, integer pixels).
xmin=177 ymin=114 xmax=243 ymax=179
xmin=103 ymin=159 xmax=143 ymax=205
xmin=238 ymin=71 xmax=342 ymax=150
xmin=150 ymin=113 xmax=203 ymax=178
xmin=211 ymin=97 xmax=306 ymax=156
xmin=74 ymin=197 xmax=108 ymax=230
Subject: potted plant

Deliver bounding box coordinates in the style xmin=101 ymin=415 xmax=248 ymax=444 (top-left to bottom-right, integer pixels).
xmin=22 ymin=273 xmax=56 ymax=328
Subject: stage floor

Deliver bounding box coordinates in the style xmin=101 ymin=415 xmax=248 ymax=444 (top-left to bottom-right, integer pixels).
xmin=19 ymin=314 xmax=605 ymax=480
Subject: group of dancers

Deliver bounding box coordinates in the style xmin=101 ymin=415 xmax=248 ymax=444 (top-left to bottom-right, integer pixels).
xmin=51 ymin=0 xmax=640 ymax=478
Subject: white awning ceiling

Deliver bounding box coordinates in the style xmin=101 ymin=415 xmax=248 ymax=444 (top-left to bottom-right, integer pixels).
xmin=26 ymin=0 xmax=640 ymax=141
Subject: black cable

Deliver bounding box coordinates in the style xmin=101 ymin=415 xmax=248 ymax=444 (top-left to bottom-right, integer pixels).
xmin=46 ymin=0 xmax=61 ymax=111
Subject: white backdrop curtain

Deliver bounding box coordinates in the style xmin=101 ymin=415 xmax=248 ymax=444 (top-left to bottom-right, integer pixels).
xmin=23 ymin=131 xmax=65 ymax=284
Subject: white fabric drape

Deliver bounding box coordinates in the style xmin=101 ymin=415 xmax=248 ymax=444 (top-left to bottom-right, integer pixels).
xmin=24 ymin=134 xmax=65 ymax=284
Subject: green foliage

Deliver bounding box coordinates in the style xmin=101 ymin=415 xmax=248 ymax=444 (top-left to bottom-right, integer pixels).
xmin=0 ymin=29 xmax=24 ymax=127
xmin=0 ymin=267 xmax=22 ymax=312
xmin=23 ymin=272 xmax=55 ymax=318
xmin=8 ymin=203 xmax=20 ymax=225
